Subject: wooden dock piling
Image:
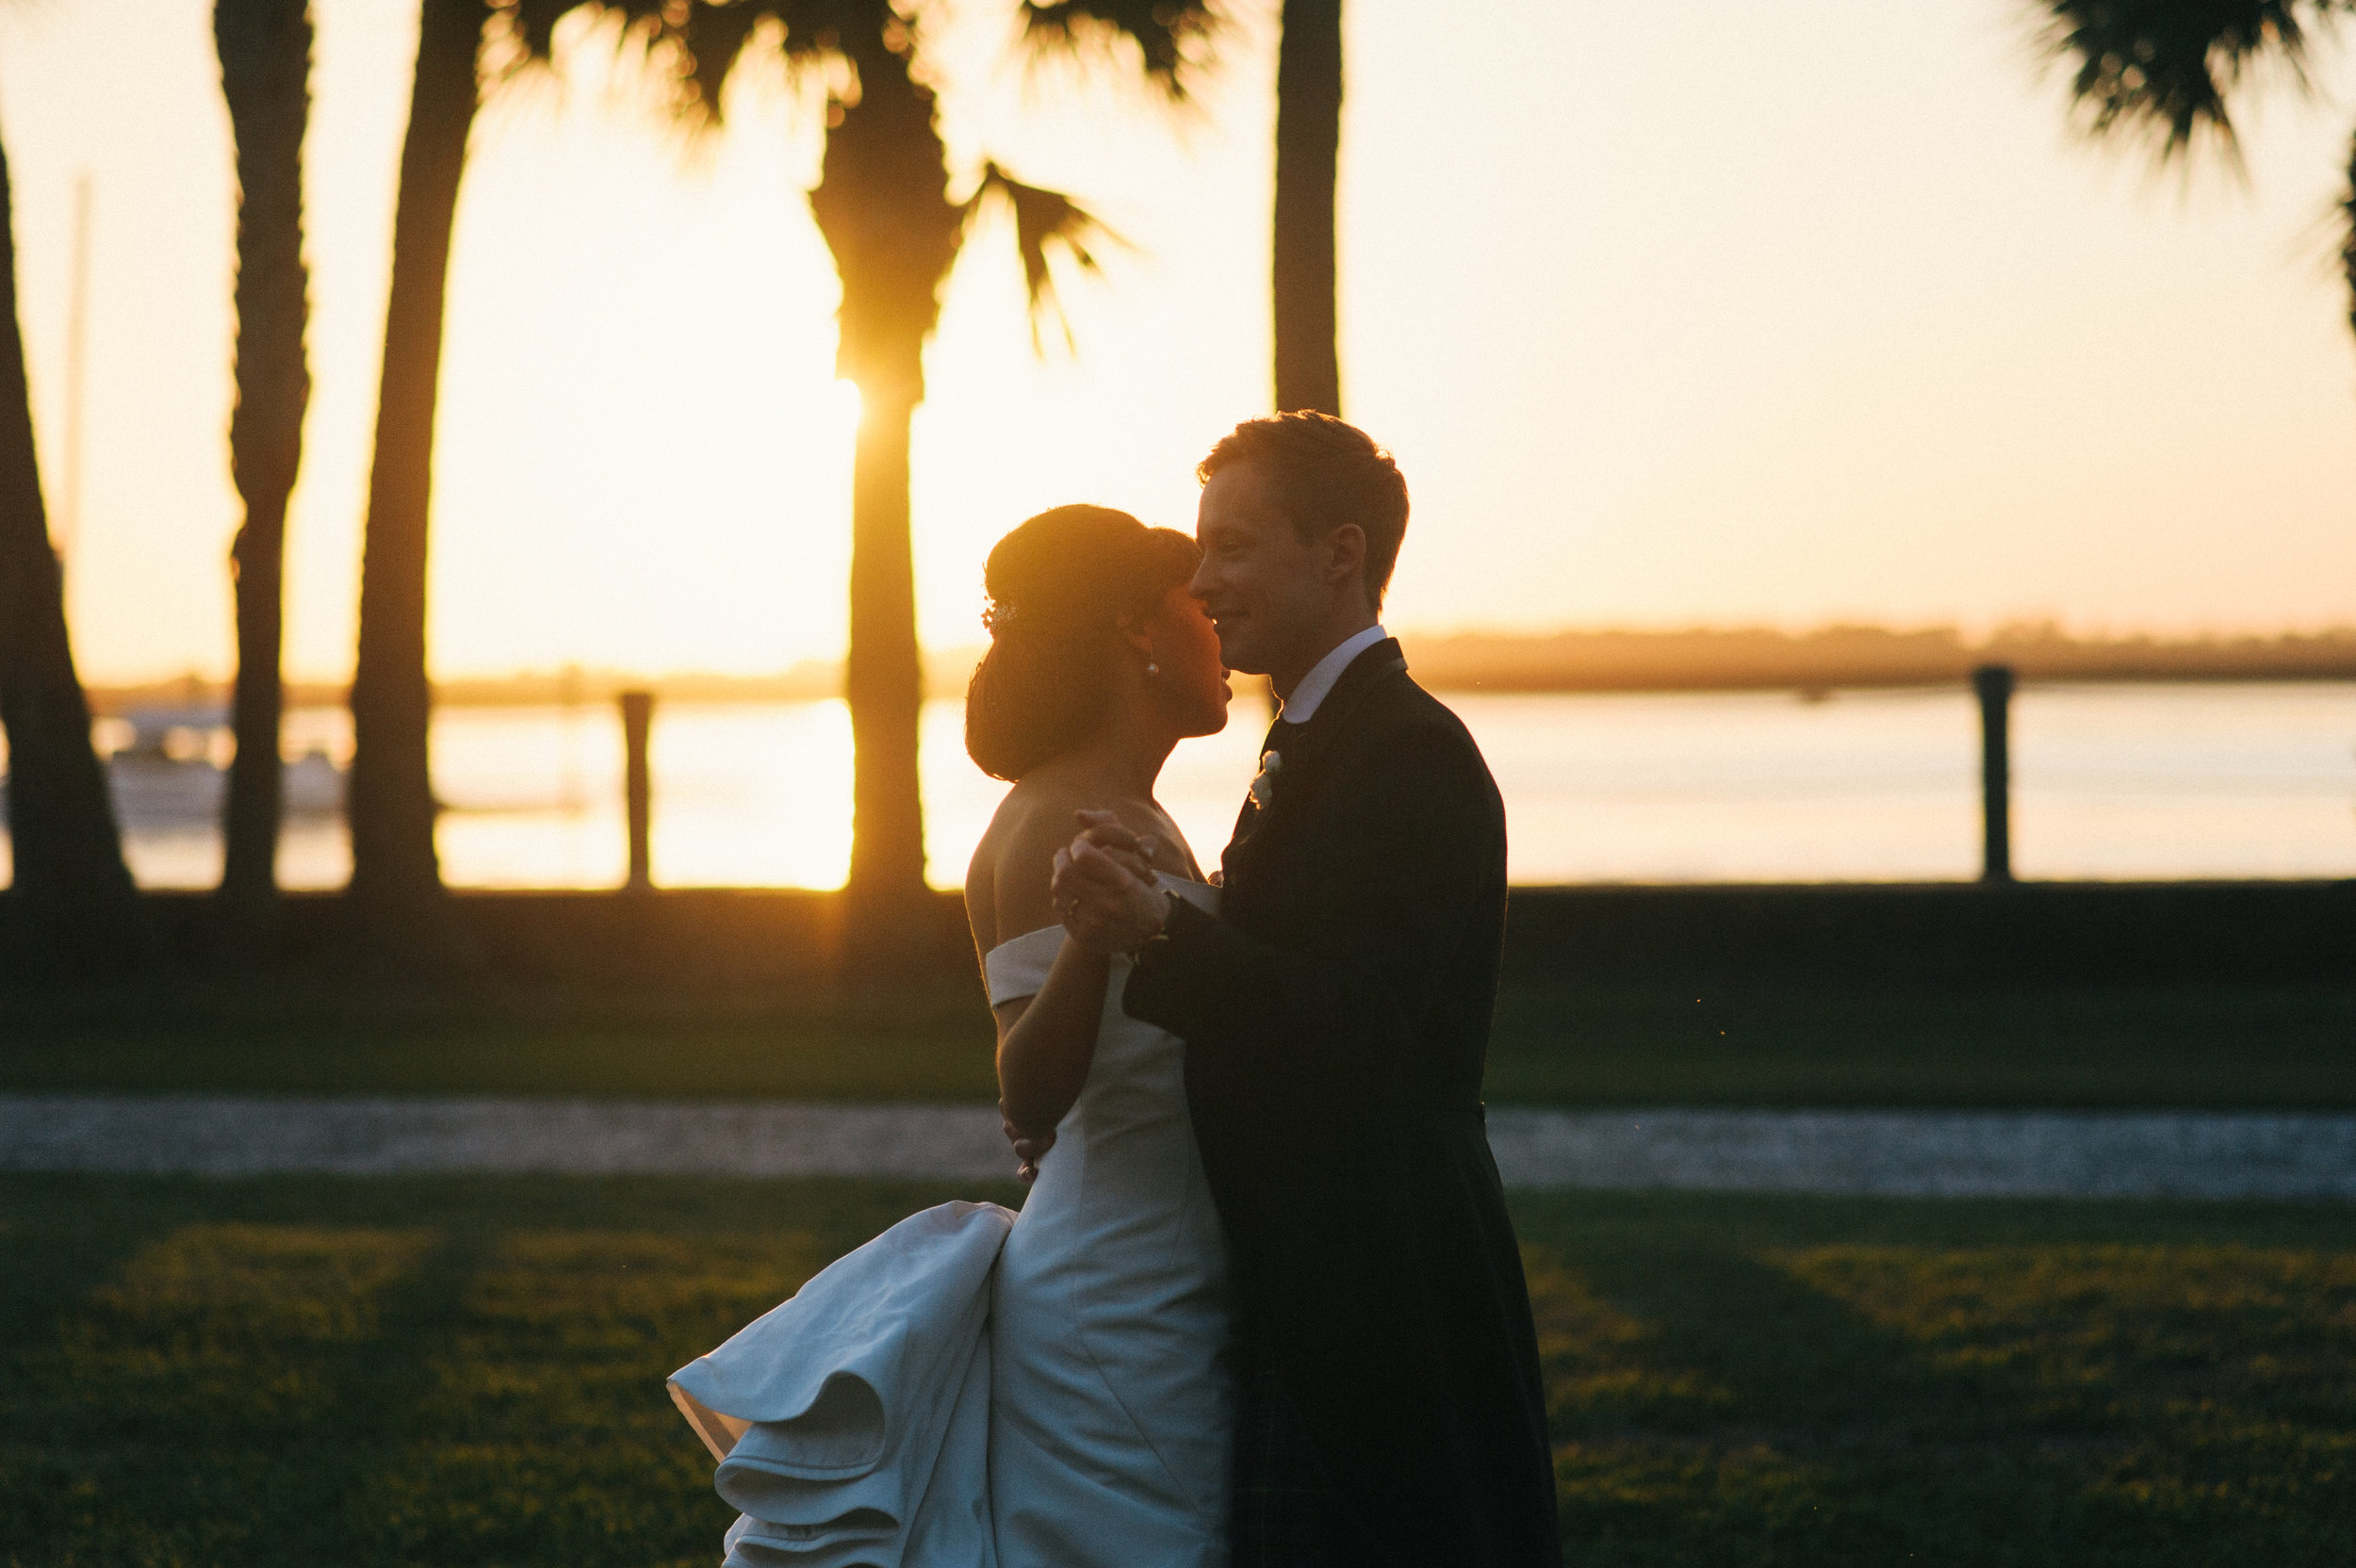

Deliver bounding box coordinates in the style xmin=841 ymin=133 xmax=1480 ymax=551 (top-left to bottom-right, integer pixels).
xmin=1973 ymin=663 xmax=2015 ymax=883
xmin=619 ymin=690 xmax=653 ymax=891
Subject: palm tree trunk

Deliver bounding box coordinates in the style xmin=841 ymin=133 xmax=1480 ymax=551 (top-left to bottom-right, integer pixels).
xmin=807 ymin=40 xmax=963 ymax=961
xmin=843 ymin=384 xmax=926 ymax=927
xmin=213 ymin=0 xmax=314 ymax=957
xmin=0 ymin=119 xmax=141 ymax=963
xmin=1272 ymin=0 xmax=1342 ymax=416
xmin=347 ymin=0 xmax=480 ymax=950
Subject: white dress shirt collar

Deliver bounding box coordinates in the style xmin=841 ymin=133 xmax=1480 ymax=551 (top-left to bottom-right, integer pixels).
xmin=1278 ymin=623 xmax=1389 ymax=727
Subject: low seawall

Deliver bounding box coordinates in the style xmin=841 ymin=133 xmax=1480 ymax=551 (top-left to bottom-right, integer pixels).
xmin=1498 ymin=880 xmax=2353 ymax=989
xmin=4 ymin=880 xmax=2348 ymax=989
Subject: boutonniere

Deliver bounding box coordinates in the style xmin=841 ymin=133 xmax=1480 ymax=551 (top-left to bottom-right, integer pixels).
xmin=1247 ymin=749 xmax=1284 ymax=810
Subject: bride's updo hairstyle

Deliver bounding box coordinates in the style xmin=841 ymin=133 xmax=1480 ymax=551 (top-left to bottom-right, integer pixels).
xmin=966 ymin=505 xmax=1201 ymax=782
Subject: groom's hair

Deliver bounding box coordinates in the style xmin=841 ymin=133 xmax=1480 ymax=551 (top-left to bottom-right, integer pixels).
xmin=1198 ymin=412 xmax=1409 ymax=612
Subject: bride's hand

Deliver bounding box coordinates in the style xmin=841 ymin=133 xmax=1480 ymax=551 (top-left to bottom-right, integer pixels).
xmin=1000 ymin=1101 xmax=1055 ymax=1184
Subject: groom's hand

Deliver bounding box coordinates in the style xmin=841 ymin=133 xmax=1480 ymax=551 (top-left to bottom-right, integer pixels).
xmin=1072 ymin=809 xmax=1157 ymax=883
xmin=1054 ymin=835 xmax=1169 ymax=956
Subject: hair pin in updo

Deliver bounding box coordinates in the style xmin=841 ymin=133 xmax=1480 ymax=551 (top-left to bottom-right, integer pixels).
xmin=984 ymin=599 xmax=1090 ymax=638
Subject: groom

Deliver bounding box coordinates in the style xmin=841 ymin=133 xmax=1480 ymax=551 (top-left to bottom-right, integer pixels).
xmin=1054 ymin=414 xmax=1562 ymax=1567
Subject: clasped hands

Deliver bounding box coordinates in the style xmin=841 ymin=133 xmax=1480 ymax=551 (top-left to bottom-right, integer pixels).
xmin=1050 ymin=808 xmax=1170 ymax=956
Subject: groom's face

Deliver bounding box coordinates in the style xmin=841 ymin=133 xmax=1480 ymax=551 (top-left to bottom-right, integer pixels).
xmin=1189 ymin=463 xmax=1330 ymax=678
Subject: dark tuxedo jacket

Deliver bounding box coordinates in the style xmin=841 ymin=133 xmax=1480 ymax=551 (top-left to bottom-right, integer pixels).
xmin=1124 ymin=639 xmax=1561 ymax=1568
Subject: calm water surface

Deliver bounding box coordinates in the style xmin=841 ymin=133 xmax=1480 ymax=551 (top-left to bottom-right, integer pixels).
xmin=8 ymin=683 xmax=2352 ymax=889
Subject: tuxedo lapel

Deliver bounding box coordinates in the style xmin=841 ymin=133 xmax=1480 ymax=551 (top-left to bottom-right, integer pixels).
xmin=1220 ymin=640 xmax=1409 ymax=876
xmin=1226 ymin=714 xmax=1290 ymax=852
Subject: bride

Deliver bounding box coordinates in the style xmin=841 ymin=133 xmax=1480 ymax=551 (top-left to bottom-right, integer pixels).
xmin=665 ymin=504 xmax=1237 ymax=1568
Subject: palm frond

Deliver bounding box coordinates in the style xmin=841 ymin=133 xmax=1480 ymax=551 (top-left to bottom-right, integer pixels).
xmin=2342 ymin=127 xmax=2356 ymax=341
xmin=968 ymin=161 xmax=1123 ymax=352
xmin=507 ymin=0 xmax=596 ymax=60
xmin=1019 ymin=0 xmax=1220 ymax=100
xmin=2037 ymin=0 xmax=2325 ymax=163
xmin=500 ymin=0 xmax=672 ymax=90
xmin=673 ymin=0 xmax=775 ymax=120
xmin=502 ymin=1 xmax=876 ymax=123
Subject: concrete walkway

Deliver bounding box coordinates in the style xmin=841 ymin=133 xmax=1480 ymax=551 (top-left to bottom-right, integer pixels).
xmin=5 ymin=1096 xmax=2353 ymax=1199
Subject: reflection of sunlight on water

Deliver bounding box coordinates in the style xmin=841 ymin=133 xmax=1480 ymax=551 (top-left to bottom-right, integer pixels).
xmin=4 ymin=683 xmax=2350 ymax=890
xmin=2012 ymin=685 xmax=2356 ymax=880
xmin=1468 ymin=688 xmax=1983 ymax=883
xmin=650 ymin=702 xmax=855 ymax=889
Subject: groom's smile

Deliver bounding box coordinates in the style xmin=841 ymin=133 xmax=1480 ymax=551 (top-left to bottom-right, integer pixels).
xmin=1193 ymin=466 xmax=1322 ymax=685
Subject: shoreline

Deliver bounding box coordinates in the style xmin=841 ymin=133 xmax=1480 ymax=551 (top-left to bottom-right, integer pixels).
xmin=77 ymin=626 xmax=2356 ymax=711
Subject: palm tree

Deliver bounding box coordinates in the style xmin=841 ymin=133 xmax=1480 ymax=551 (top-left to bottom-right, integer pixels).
xmin=2037 ymin=1 xmax=2356 ymax=345
xmin=1270 ymin=0 xmax=1340 ymax=416
xmin=0 ymin=94 xmax=141 ymax=964
xmin=1033 ymin=3 xmax=1340 ymax=417
xmin=213 ymin=0 xmax=316 ymax=956
xmin=345 ymin=0 xmax=490 ymax=955
xmin=518 ymin=0 xmax=1211 ymax=956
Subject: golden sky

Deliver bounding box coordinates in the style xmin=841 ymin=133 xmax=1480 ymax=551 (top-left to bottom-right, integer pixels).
xmin=4 ymin=0 xmax=2354 ymax=685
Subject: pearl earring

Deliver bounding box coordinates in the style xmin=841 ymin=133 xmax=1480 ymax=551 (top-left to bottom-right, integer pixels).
xmin=1146 ymin=662 xmax=1160 ymax=677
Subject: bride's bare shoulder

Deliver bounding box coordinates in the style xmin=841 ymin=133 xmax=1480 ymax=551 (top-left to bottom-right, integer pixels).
xmin=966 ymin=780 xmax=1085 ymax=953
xmin=973 ymin=778 xmax=1089 ymax=874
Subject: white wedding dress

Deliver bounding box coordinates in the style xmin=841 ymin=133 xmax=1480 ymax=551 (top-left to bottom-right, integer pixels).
xmin=667 ymin=876 xmax=1233 ymax=1568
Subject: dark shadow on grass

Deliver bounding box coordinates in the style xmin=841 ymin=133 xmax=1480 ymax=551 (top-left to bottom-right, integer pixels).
xmin=0 ymin=1177 xmax=188 ymax=1354
xmin=0 ymin=1178 xmax=211 ymax=1560
xmin=1548 ymin=1222 xmax=2356 ymax=1567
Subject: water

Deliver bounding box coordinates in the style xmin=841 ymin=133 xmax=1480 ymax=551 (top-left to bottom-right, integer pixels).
xmin=4 ymin=683 xmax=2351 ymax=889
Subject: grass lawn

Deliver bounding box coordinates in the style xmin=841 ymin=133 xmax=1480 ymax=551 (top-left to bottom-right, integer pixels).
xmin=2 ymin=1175 xmax=2351 ymax=1566
xmin=3 ymin=979 xmax=2351 ymax=1108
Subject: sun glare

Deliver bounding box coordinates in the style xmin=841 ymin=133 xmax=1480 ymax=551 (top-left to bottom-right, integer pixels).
xmin=421 ymin=58 xmax=864 ymax=679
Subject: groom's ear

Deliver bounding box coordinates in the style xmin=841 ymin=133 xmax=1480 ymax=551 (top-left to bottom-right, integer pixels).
xmin=1322 ymin=522 xmax=1367 ymax=588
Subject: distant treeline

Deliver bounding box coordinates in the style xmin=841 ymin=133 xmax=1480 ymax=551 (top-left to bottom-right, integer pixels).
xmin=86 ymin=665 xmax=848 ymax=714
xmin=85 ymin=625 xmax=2356 ymax=713
xmin=1405 ymin=624 xmax=2356 ymax=694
